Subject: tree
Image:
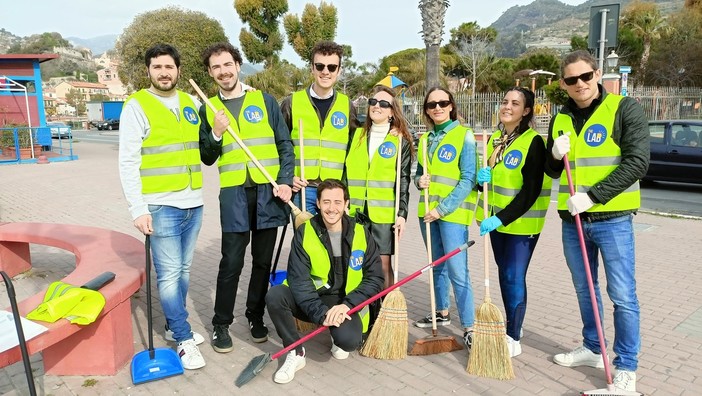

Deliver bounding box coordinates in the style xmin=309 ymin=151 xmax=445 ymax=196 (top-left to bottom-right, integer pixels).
xmin=244 ymin=61 xmax=308 ymax=100
xmin=514 ymin=48 xmax=560 ymax=90
xmin=283 ymin=2 xmax=338 ymax=63
xmin=446 ymin=22 xmax=499 ymax=94
xmin=115 ymin=7 xmax=228 ymax=92
xmin=65 ymin=89 xmax=86 ymax=115
xmin=646 ymin=10 xmax=702 ymax=86
xmin=234 ymin=0 xmax=288 ymax=67
xmin=7 ymin=32 xmax=70 ymax=54
xmin=419 ymin=0 xmax=449 ymax=90
xmin=570 ymin=35 xmax=588 ymax=51
xmin=621 ymin=1 xmax=667 ymax=84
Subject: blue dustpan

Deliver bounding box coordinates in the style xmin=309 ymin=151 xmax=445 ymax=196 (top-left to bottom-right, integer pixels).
xmin=269 ymin=270 xmax=287 ymax=286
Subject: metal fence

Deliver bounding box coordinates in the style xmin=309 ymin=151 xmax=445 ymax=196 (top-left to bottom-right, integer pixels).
xmin=0 ymin=126 xmax=76 ymax=164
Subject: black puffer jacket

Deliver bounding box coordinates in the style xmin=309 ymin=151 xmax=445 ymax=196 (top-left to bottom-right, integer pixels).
xmin=545 ymin=85 xmax=650 ymax=223
xmin=287 ymin=214 xmax=384 ymax=325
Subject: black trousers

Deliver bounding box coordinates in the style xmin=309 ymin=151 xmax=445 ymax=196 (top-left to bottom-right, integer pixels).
xmin=266 ymin=285 xmax=363 ymax=354
xmin=212 ymin=189 xmax=278 ymax=326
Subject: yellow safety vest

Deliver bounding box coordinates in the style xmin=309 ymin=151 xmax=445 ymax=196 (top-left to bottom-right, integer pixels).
xmin=476 ymin=128 xmax=552 ymax=235
xmin=290 ymin=90 xmax=350 ymax=180
xmin=417 ymin=124 xmax=478 ymax=225
xmin=26 ymin=281 xmax=106 ymax=325
xmin=345 ymin=129 xmax=399 ymax=223
xmin=552 ymin=94 xmax=640 ymax=212
xmin=206 ymin=91 xmax=280 ymax=187
xmin=129 ymin=90 xmax=202 ymax=194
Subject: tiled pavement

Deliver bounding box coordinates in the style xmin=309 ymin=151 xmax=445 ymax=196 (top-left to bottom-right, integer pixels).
xmin=1 ymin=141 xmax=701 ymax=395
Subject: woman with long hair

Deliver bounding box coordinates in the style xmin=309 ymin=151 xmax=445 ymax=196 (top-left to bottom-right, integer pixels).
xmin=475 ymin=87 xmax=551 ymax=357
xmin=345 ymin=85 xmax=414 ymax=289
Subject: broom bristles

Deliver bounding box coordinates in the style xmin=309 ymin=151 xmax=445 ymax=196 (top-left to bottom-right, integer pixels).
xmin=359 ymin=289 xmax=408 ymax=359
xmin=467 ymin=301 xmax=515 ymax=380
xmin=295 ymin=318 xmax=318 ymax=333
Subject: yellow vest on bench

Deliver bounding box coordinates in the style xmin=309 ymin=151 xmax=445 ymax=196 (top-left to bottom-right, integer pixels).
xmin=26 ymin=281 xmax=105 ymax=325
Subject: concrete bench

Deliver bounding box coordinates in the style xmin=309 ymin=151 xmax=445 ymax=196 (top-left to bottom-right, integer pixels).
xmin=0 ymin=222 xmax=145 ymax=375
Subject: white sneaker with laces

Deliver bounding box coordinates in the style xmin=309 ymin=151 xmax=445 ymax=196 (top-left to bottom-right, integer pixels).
xmin=274 ymin=349 xmax=306 ymax=384
xmin=177 ymin=339 xmax=206 ymax=370
xmin=330 ymin=338 xmax=349 ymax=360
xmin=165 ymin=325 xmax=205 ymax=345
xmin=506 ymin=335 xmax=522 ymax=357
xmin=553 ymin=346 xmax=605 ymax=368
xmin=613 ymin=369 xmax=637 ymax=392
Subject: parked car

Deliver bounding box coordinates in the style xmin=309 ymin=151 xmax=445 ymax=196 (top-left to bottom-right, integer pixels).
xmin=47 ymin=122 xmax=71 ymax=138
xmin=97 ymin=119 xmax=120 ymax=131
xmin=644 ymin=120 xmax=702 ymax=184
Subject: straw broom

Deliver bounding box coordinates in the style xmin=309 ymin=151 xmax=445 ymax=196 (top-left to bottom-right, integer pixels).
xmin=467 ymin=130 xmax=514 ymax=380
xmin=360 ymin=135 xmax=408 ymax=360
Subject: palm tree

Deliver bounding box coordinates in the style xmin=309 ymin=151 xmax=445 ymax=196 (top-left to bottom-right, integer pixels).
xmin=419 ymin=0 xmax=449 ymax=90
xmin=622 ymin=1 xmax=667 ymax=84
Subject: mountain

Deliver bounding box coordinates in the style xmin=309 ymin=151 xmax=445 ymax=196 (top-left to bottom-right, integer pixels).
xmin=66 ymin=34 xmax=118 ymax=56
xmin=0 ymin=28 xmax=24 ymax=53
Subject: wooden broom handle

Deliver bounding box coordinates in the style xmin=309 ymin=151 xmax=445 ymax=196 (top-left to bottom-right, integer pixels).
xmin=299 ymin=118 xmax=306 ymax=212
xmin=188 ymin=79 xmax=301 ymax=215
xmin=422 ymin=138 xmax=439 ymax=334
xmin=393 ymin=135 xmax=402 ymax=282
xmin=482 ymin=129 xmax=491 ymax=297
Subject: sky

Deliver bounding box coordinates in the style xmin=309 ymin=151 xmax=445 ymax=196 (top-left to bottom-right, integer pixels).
xmin=3 ymin=0 xmax=585 ymax=66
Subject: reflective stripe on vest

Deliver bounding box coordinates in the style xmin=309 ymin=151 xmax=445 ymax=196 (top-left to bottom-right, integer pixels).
xmin=417 ymin=124 xmax=478 ymax=225
xmin=291 ymin=90 xmax=350 ymax=180
xmin=345 ymin=129 xmax=399 ymax=223
xmin=552 ymin=94 xmax=640 ymax=212
xmin=299 ymin=221 xmax=371 ymax=332
xmin=206 ymin=92 xmax=280 ymax=187
xmin=130 ymin=90 xmax=202 ymax=194
xmin=476 ymin=128 xmax=552 ymax=235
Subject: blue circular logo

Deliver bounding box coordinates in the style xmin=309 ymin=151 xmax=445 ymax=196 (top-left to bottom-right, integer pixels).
xmin=585 ymin=124 xmax=608 ymax=147
xmin=436 ymin=144 xmax=457 ymax=163
xmin=503 ymin=150 xmax=523 ymax=170
xmin=243 ymin=105 xmax=264 ymax=123
xmin=348 ymin=249 xmax=364 ymax=271
xmin=377 ymin=142 xmax=397 ymax=159
xmin=330 ymin=111 xmax=347 ymax=129
xmin=182 ymin=107 xmax=199 ymax=124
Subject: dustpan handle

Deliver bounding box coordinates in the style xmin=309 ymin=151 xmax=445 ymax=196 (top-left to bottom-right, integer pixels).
xmin=145 ymin=236 xmax=155 ymax=359
xmin=1 ymin=271 xmax=37 ymax=396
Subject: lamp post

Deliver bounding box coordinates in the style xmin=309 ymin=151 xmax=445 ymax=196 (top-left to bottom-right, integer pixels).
xmin=606 ymin=50 xmax=619 ymax=73
xmin=601 ymin=50 xmax=621 ymax=95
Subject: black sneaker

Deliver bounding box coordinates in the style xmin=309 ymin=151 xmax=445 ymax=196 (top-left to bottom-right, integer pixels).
xmin=414 ymin=312 xmax=451 ymax=328
xmin=212 ymin=324 xmax=233 ymax=353
xmin=463 ymin=330 xmax=473 ymax=350
xmin=249 ymin=318 xmax=268 ymax=343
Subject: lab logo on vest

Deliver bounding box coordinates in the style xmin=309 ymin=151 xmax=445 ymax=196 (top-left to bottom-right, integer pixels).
xmin=331 ymin=111 xmax=347 ymax=129
xmin=437 ymin=144 xmax=457 ymax=163
xmin=349 ymin=250 xmax=364 ymax=271
xmin=585 ymin=124 xmax=607 ymax=147
xmin=503 ymin=150 xmax=523 ymax=170
xmin=183 ymin=107 xmax=199 ymax=124
xmin=243 ymin=105 xmax=264 ymax=123
xmin=378 ymin=142 xmax=397 ymax=159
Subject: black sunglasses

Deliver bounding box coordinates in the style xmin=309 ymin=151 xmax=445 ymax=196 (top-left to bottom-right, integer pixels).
xmin=563 ymin=70 xmax=595 ymax=86
xmin=368 ymin=98 xmax=392 ymax=108
xmin=425 ymin=100 xmax=452 ymax=110
xmin=313 ymin=63 xmax=339 ymax=73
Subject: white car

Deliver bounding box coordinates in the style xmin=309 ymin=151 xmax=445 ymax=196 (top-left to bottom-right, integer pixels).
xmin=47 ymin=122 xmax=71 ymax=138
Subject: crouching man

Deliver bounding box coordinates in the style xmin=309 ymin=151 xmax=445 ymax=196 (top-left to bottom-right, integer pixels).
xmin=266 ymin=179 xmax=384 ymax=384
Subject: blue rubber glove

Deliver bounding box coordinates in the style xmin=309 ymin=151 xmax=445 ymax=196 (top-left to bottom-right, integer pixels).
xmin=477 ymin=166 xmax=492 ymax=184
xmin=480 ymin=215 xmax=502 ymax=236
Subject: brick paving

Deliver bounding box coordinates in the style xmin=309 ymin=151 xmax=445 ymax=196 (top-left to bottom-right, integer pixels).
xmin=1 ymin=140 xmax=701 ymax=395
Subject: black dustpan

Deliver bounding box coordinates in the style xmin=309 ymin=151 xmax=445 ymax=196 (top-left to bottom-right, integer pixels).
xmin=131 ymin=235 xmax=183 ymax=384
xmin=1 ymin=271 xmax=37 ymax=396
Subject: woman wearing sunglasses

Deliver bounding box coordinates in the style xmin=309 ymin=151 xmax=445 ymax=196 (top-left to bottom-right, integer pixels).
xmin=414 ymin=87 xmax=478 ymax=348
xmin=344 ymin=85 xmax=414 ymax=289
xmin=475 ymin=87 xmax=551 ymax=357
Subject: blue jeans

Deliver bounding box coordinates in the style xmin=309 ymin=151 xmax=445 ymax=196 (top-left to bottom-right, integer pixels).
xmin=292 ymin=186 xmax=319 ymax=215
xmin=490 ymin=231 xmax=540 ymax=341
xmin=419 ymin=219 xmax=474 ymax=328
xmin=149 ymin=204 xmax=203 ymax=343
xmin=562 ymin=214 xmax=640 ymax=371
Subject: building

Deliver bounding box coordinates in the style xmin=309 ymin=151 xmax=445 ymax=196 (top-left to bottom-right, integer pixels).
xmin=0 ymin=53 xmax=58 ymax=127
xmin=96 ymin=62 xmax=127 ymax=100
xmin=54 ymin=80 xmax=109 ymax=102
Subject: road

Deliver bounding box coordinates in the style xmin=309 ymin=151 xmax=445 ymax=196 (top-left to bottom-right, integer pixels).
xmin=71 ymin=128 xmax=119 ymax=144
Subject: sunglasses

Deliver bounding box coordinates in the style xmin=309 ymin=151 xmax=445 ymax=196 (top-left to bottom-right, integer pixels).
xmin=563 ymin=70 xmax=595 ymax=86
xmin=313 ymin=63 xmax=339 ymax=73
xmin=368 ymin=98 xmax=392 ymax=108
xmin=425 ymin=100 xmax=452 ymax=110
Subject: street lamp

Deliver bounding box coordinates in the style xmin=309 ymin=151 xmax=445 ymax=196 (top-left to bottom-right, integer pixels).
xmin=606 ymin=50 xmax=619 ymax=73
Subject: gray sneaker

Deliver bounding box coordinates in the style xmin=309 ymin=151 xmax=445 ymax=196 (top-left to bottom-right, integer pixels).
xmin=613 ymin=369 xmax=637 ymax=392
xmin=414 ymin=312 xmax=451 ymax=328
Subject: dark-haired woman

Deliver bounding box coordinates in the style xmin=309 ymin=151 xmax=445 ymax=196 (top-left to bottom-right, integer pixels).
xmin=475 ymin=87 xmax=552 ymax=357
xmin=345 ymin=85 xmax=414 ymax=289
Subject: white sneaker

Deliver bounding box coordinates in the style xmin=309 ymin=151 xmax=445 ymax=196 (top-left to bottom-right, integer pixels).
xmin=553 ymin=346 xmax=605 ymax=368
xmin=613 ymin=369 xmax=637 ymax=392
xmin=506 ymin=335 xmax=522 ymax=357
xmin=177 ymin=339 xmax=206 ymax=370
xmin=165 ymin=325 xmax=205 ymax=345
xmin=330 ymin=337 xmax=349 ymax=360
xmin=274 ymin=349 xmax=306 ymax=384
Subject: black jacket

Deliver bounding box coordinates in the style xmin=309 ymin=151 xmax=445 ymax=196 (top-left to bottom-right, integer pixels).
xmin=545 ymin=85 xmax=650 ymax=222
xmin=287 ymin=214 xmax=384 ymax=325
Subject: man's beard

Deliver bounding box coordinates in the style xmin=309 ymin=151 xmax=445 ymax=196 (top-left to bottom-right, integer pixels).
xmin=150 ymin=75 xmax=178 ymax=92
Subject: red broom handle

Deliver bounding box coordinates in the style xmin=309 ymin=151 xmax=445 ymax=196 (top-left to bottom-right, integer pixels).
xmin=562 ymin=153 xmax=613 ymax=384
xmin=270 ymin=241 xmax=474 ymax=360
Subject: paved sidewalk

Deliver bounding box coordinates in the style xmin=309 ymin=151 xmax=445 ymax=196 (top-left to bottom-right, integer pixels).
xmin=1 ymin=141 xmax=701 ymax=395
